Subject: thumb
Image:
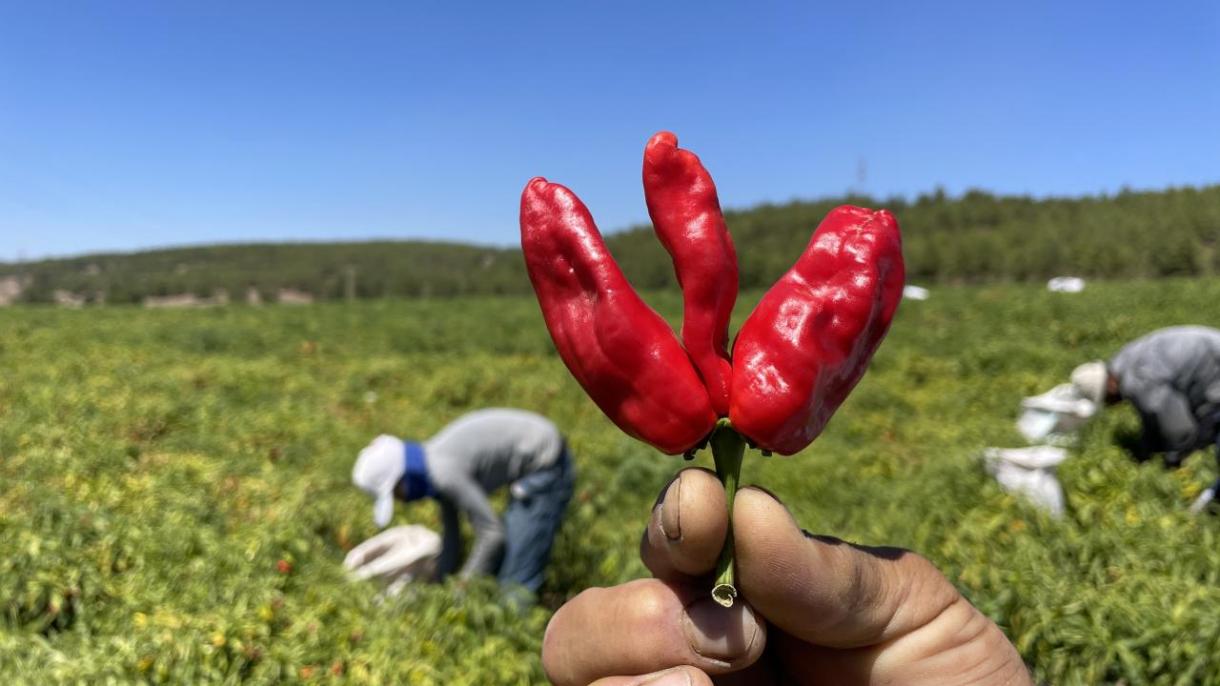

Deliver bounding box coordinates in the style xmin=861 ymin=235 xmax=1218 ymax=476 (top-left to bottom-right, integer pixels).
xmin=732 ymin=487 xmax=1032 ymax=684
xmin=733 ymin=487 xmax=962 ymax=648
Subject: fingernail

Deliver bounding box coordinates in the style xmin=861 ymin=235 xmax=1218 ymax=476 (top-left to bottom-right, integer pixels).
xmin=743 ymin=484 xmax=785 ymax=507
xmin=636 ymin=668 xmax=692 ymax=686
xmin=683 ymin=597 xmax=760 ymax=661
xmin=740 ymin=486 xmax=799 ymax=530
xmin=659 ymin=475 xmax=682 ymax=540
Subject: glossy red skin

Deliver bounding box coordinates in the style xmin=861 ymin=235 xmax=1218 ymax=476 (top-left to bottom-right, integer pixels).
xmin=729 ymin=205 xmax=904 ymax=455
xmin=642 ymin=131 xmax=738 ymax=417
xmin=520 ymin=177 xmax=718 ymax=454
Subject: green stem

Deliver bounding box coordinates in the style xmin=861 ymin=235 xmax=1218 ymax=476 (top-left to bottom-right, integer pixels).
xmin=709 ymin=420 xmax=745 ymax=608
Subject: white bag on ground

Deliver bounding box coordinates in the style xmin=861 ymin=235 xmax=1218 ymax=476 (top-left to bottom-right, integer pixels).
xmin=1016 ymin=384 xmax=1097 ymax=444
xmin=1185 ymin=478 xmax=1215 ymax=510
xmin=344 ymin=525 xmax=441 ymax=596
xmin=1190 ymin=486 xmax=1218 ymax=515
xmin=1047 ymin=276 xmax=1086 ymax=293
xmin=983 ymin=446 xmax=1068 ymax=517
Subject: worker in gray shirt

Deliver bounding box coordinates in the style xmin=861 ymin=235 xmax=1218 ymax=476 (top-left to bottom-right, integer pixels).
xmin=1072 ymin=326 xmax=1220 ymax=469
xmin=352 ymin=408 xmax=574 ymax=599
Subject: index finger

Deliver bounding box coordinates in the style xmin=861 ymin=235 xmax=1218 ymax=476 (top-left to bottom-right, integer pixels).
xmin=542 ymin=578 xmax=764 ymax=686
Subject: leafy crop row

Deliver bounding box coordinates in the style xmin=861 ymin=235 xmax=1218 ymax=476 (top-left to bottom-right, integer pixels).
xmin=2 ymin=280 xmax=1219 ymax=683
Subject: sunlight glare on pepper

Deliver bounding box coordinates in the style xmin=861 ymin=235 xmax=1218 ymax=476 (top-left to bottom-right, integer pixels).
xmin=772 ymin=298 xmax=812 ymax=345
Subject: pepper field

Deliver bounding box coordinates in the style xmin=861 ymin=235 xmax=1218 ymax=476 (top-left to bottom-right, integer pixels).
xmin=3 ymin=280 xmax=1220 ymax=685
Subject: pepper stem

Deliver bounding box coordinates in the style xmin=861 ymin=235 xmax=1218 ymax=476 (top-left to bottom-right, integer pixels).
xmin=709 ymin=419 xmax=745 ymax=607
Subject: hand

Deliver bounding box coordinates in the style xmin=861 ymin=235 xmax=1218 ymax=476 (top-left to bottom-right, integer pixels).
xmin=343 ymin=525 xmax=441 ymax=586
xmin=542 ymin=468 xmax=1032 ymax=685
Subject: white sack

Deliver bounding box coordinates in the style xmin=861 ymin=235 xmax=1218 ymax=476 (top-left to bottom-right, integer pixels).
xmin=1016 ymin=384 xmax=1097 ymax=443
xmin=983 ymin=446 xmax=1068 ymax=517
xmin=344 ymin=525 xmax=442 ymax=597
xmin=1047 ymin=276 xmax=1086 ymax=293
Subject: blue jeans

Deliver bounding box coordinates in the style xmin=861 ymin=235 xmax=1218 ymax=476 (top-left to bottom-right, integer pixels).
xmin=498 ymin=449 xmax=574 ymax=595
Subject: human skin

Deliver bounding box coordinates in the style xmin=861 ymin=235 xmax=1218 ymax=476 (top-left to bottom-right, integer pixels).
xmin=542 ymin=468 xmax=1033 ymax=686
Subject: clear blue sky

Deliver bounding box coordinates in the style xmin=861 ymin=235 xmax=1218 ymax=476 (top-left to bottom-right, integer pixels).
xmin=2 ymin=1 xmax=1217 ymax=260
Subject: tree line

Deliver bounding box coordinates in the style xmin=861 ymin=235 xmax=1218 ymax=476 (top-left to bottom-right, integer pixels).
xmin=3 ymin=184 xmax=1218 ymax=304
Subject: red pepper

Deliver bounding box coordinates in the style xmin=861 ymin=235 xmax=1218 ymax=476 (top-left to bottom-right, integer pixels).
xmin=643 ymin=132 xmax=737 ymax=416
xmin=729 ymin=205 xmax=904 ymax=455
xmin=520 ymin=177 xmax=718 ymax=454
xmin=521 ymin=135 xmax=903 ymax=458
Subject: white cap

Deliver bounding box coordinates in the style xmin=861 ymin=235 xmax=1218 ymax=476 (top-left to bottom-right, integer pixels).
xmin=352 ymin=435 xmax=404 ymax=528
xmin=1070 ymin=361 xmax=1108 ymax=405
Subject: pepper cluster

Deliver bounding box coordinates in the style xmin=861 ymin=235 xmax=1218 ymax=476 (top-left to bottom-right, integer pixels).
xmin=520 ymin=132 xmax=904 ymax=457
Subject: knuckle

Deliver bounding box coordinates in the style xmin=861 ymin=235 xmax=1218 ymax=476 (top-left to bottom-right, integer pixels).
xmin=901 ymin=550 xmax=953 ymax=589
xmin=627 ymin=582 xmax=673 ymax=626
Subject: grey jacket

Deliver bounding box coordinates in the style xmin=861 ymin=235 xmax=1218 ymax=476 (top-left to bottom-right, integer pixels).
xmin=1109 ymin=326 xmax=1220 ymax=454
xmin=422 ymin=408 xmax=565 ymax=580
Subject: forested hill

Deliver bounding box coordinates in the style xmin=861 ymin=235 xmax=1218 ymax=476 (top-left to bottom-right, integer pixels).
xmin=0 ymin=242 xmax=527 ymax=305
xmin=3 ymin=184 xmax=1218 ymax=304
xmin=611 ymin=184 xmax=1220 ymax=290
